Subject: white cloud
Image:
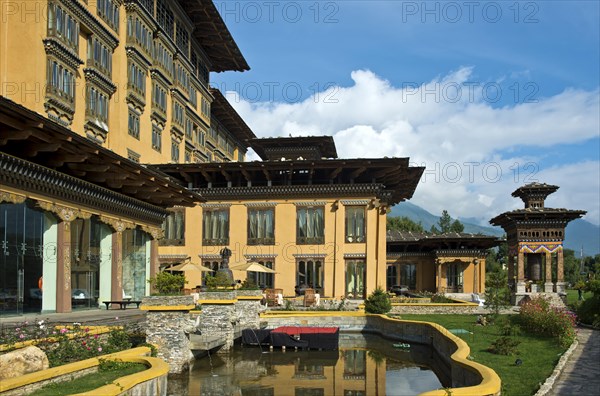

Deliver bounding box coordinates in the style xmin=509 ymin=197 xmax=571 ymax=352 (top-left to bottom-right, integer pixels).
xmin=227 ymin=68 xmax=600 ymax=225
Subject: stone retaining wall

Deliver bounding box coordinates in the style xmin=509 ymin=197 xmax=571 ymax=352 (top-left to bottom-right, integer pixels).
xmin=390 ymin=304 xmax=479 ymax=314
xmin=141 ymin=296 xmax=196 ymax=374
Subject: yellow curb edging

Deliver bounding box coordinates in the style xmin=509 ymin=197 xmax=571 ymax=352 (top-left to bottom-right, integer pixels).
xmin=0 ymin=346 xmax=167 ymax=395
xmin=236 ymin=296 xmax=264 ymax=300
xmin=196 ymin=299 xmax=237 ymax=304
xmin=70 ymin=355 xmax=169 ymax=396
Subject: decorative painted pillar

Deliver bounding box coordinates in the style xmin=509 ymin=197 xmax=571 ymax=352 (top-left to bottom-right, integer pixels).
xmin=516 ymin=250 xmax=526 ymax=293
xmin=436 ymin=260 xmax=442 ymax=293
xmin=141 ymin=225 xmax=163 ymax=296
xmin=473 ymin=259 xmax=479 ymax=294
xmin=55 ymin=220 xmax=72 ymax=313
xmin=111 ymin=232 xmax=123 ymax=302
xmin=556 ymin=248 xmax=565 ymax=293
xmin=544 ymin=251 xmax=554 ymax=292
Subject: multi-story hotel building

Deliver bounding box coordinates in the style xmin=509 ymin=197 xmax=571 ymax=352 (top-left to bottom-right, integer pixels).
xmin=0 ymin=0 xmax=489 ymax=316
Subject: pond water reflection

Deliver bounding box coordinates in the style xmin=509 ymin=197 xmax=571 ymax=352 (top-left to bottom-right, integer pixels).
xmin=186 ymin=334 xmax=445 ymax=396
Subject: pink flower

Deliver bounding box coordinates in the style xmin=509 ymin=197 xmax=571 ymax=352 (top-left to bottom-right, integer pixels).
xmin=85 ymin=328 xmax=89 ymax=333
xmin=19 ymin=334 xmax=25 ymax=339
xmin=98 ymin=347 xmax=102 ymax=352
xmin=87 ymin=347 xmax=91 ymax=350
xmin=94 ymin=334 xmax=99 ymax=339
xmin=60 ymin=328 xmax=68 ymax=334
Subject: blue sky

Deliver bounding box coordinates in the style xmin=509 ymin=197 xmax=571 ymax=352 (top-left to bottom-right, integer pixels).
xmin=210 ymin=1 xmax=600 ymax=225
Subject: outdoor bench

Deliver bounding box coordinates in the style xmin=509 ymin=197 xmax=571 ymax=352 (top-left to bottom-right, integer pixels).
xmin=102 ymin=300 xmax=142 ymax=310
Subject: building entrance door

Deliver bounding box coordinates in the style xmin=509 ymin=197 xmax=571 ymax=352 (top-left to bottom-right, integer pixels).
xmin=1 ymin=203 xmax=44 ymax=315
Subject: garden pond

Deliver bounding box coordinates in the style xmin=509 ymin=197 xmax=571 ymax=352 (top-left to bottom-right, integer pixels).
xmin=169 ymin=334 xmax=448 ymax=396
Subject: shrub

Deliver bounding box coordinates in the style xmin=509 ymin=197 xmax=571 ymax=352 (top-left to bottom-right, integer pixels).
xmin=431 ymin=293 xmax=454 ymax=303
xmin=238 ymin=278 xmax=259 ymax=290
xmin=519 ymin=296 xmax=577 ymax=347
xmin=204 ymin=272 xmax=233 ymax=290
xmin=147 ymin=271 xmax=187 ymax=295
xmin=488 ymin=336 xmax=521 ymax=355
xmin=364 ymin=287 xmax=392 ymax=314
xmin=574 ymin=279 xmax=600 ymax=328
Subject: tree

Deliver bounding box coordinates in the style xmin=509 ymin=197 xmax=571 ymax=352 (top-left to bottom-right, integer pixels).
xmin=562 ymin=249 xmax=580 ymax=285
xmin=430 ymin=210 xmax=464 ymax=234
xmin=486 ymin=240 xmax=508 ymax=274
xmin=387 ymin=216 xmax=424 ymax=233
xmin=450 ymin=219 xmax=464 ymax=233
xmin=438 ymin=210 xmax=453 ymax=233
xmin=484 ymin=269 xmax=511 ymax=316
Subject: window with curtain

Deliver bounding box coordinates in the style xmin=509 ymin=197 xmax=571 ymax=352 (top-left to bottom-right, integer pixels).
xmin=202 ymin=209 xmax=229 ymax=245
xmin=345 ymin=206 xmax=365 ymax=243
xmin=401 ymin=263 xmax=417 ymax=290
xmin=160 ymin=210 xmax=184 ymax=245
xmin=296 ymin=207 xmax=324 ymax=244
xmin=247 ymin=208 xmax=275 ymax=245
xmin=446 ymin=263 xmax=463 ymax=291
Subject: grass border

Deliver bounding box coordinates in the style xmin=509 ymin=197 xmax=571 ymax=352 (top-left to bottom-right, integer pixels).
xmin=0 ymin=346 xmax=168 ymax=395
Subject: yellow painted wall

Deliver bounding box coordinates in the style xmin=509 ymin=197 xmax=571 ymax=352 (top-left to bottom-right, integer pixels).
xmin=160 ymin=198 xmax=389 ymax=298
xmin=0 ymin=0 xmax=49 ymax=116
xmin=0 ymin=0 xmax=242 ymax=164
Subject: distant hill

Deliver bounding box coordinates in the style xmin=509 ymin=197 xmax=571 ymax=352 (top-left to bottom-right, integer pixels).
xmin=564 ymin=219 xmax=600 ymax=257
xmin=390 ymin=202 xmax=600 ymax=256
xmin=389 ymin=202 xmax=504 ymax=236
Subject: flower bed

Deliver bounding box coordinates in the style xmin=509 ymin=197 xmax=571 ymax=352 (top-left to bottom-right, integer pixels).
xmin=0 ymin=320 xmax=145 ymax=367
xmin=519 ymin=295 xmax=577 ymax=347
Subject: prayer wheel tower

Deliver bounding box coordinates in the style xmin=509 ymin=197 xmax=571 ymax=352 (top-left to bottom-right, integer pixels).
xmin=490 ymin=183 xmax=586 ymax=304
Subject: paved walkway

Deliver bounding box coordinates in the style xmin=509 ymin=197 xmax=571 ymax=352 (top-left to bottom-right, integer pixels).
xmin=549 ymin=327 xmax=600 ymax=396
xmin=0 ymin=308 xmax=144 ymax=327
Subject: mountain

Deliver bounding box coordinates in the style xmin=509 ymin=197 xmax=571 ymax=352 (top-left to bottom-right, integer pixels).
xmin=389 ymin=202 xmax=600 ymax=256
xmin=564 ymin=220 xmax=600 ymax=257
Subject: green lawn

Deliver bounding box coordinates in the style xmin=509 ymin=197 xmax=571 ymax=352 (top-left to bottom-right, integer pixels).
xmin=28 ymin=363 xmax=146 ymax=396
xmin=397 ymin=314 xmax=567 ymax=396
xmin=566 ymin=289 xmax=593 ymax=305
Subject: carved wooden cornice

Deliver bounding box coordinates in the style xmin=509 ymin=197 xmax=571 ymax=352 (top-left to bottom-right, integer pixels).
xmin=200 ymin=203 xmax=232 ymax=209
xmin=340 ymin=200 xmax=370 ymax=206
xmin=244 ymin=202 xmax=277 ymax=208
xmin=141 ymin=224 xmax=164 ymax=240
xmin=37 ymin=201 xmax=92 ymax=222
xmin=343 ymin=253 xmax=366 ymax=259
xmin=295 ymin=201 xmax=327 ymax=207
xmin=0 ymin=190 xmax=27 ymax=204
xmin=292 ymin=253 xmax=327 ymax=259
xmin=244 ymin=254 xmax=278 ymax=259
xmin=0 ymin=152 xmax=166 ymax=225
xmin=99 ymin=215 xmax=136 ymax=233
